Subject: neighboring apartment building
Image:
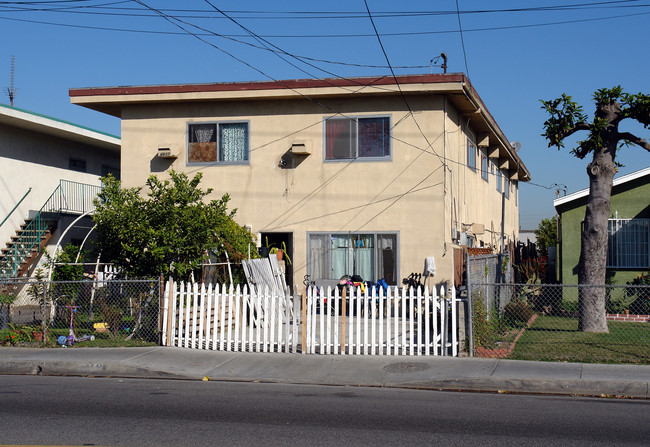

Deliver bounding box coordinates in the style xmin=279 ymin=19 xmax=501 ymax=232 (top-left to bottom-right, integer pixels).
xmin=0 ymin=103 xmax=120 ymax=279
xmin=554 ymin=166 xmax=650 ymax=285
xmin=70 ymin=74 xmax=530 ymax=289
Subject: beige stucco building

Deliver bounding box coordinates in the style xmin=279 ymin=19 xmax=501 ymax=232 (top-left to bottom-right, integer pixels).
xmin=70 ymin=74 xmax=530 ymax=289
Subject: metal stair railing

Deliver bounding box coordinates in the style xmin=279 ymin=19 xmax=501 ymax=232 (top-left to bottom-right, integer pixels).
xmin=0 ymin=187 xmax=32 ymax=231
xmin=0 ymin=180 xmax=102 ymax=279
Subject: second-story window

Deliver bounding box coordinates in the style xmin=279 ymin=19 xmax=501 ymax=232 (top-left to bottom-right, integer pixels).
xmin=325 ymin=116 xmax=390 ymax=161
xmin=69 ymin=157 xmax=87 ymax=172
xmin=188 ymin=122 xmax=249 ymax=164
xmin=481 ymin=152 xmax=489 ymax=182
xmin=467 ymin=138 xmax=476 ymax=171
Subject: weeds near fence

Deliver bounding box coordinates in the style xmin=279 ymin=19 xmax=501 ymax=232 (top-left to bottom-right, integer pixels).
xmin=471 ymin=293 xmax=509 ymax=349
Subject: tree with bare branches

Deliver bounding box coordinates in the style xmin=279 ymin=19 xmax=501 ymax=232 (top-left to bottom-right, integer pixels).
xmin=541 ymin=87 xmax=650 ymax=332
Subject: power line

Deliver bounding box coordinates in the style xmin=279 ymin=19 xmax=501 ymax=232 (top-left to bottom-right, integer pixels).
xmin=2 ymin=1 xmax=648 ymax=18
xmin=363 ymin=0 xmax=444 ymax=163
xmin=455 ymin=0 xmax=470 ymax=78
xmin=1 ymin=8 xmax=649 ymax=39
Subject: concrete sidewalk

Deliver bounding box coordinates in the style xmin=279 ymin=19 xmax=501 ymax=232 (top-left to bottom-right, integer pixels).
xmin=1 ymin=346 xmax=649 ymax=398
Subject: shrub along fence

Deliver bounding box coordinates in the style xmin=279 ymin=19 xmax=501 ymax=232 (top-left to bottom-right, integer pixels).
xmin=468 ymin=282 xmax=650 ymax=364
xmin=0 ymin=277 xmax=160 ymax=345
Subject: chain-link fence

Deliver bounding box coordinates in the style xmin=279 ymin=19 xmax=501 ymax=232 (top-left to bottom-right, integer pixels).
xmin=0 ymin=277 xmax=160 ymax=346
xmin=467 ymin=254 xmax=515 ymax=317
xmin=469 ymin=282 xmax=650 ymax=364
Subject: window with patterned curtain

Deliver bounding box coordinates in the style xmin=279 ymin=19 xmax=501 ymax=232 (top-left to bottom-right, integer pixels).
xmin=219 ymin=122 xmax=248 ymax=162
xmin=188 ymin=122 xmax=248 ymax=164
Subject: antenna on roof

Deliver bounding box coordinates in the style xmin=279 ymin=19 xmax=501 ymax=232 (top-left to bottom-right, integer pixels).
xmin=429 ymin=52 xmax=448 ymax=74
xmin=7 ymin=55 xmax=16 ymax=107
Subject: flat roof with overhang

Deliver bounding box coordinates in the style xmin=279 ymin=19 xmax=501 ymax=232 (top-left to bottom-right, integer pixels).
xmin=70 ymin=74 xmax=528 ymax=181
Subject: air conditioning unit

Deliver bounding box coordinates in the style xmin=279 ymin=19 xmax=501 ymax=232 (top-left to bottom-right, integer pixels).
xmin=470 ymin=223 xmax=485 ymax=235
xmin=157 ymin=146 xmax=178 ymax=159
xmin=290 ymin=140 xmax=312 ymax=155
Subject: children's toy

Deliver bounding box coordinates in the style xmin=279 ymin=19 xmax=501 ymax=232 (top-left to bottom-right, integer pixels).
xmin=57 ymin=305 xmax=95 ymax=347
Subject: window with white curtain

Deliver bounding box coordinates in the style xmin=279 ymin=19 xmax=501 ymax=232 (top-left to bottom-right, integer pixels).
xmin=307 ymin=232 xmax=398 ymax=284
xmin=607 ymin=218 xmax=649 ymax=268
xmin=188 ymin=122 xmax=249 ymax=164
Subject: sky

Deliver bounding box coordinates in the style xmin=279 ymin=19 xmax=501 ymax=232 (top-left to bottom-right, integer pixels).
xmin=1 ymin=0 xmax=649 ymax=229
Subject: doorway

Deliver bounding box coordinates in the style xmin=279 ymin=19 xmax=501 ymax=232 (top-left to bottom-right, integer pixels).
xmin=260 ymin=232 xmax=294 ymax=290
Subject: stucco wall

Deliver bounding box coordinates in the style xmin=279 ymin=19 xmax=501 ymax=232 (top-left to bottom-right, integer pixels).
xmin=0 ymin=122 xmax=118 ymax=255
xmin=118 ymin=93 xmax=519 ymax=287
xmin=557 ymin=174 xmax=650 ymax=285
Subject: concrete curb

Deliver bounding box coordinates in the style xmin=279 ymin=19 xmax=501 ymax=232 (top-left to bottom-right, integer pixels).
xmin=387 ymin=378 xmax=650 ymax=398
xmin=2 ymin=358 xmax=648 ymax=399
xmin=0 ymin=361 xmax=190 ymax=380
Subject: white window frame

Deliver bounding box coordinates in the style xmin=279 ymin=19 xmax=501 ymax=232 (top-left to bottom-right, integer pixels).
xmin=187 ymin=121 xmax=250 ymax=165
xmin=607 ymin=218 xmax=650 ymax=268
xmin=323 ymin=115 xmax=391 ymax=162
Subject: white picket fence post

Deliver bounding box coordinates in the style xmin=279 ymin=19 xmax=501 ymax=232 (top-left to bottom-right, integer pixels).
xmin=166 ymin=281 xmax=458 ymax=356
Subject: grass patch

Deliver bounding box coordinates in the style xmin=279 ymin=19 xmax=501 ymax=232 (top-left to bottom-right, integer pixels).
xmin=1 ymin=326 xmax=157 ymax=348
xmin=47 ymin=327 xmax=158 ymax=348
xmin=509 ymin=315 xmax=650 ymax=364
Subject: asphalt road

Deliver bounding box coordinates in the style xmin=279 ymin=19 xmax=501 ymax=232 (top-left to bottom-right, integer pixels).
xmin=1 ymin=376 xmax=649 ymax=446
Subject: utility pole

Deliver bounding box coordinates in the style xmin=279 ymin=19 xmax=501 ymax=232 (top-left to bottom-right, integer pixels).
xmin=7 ymin=55 xmax=16 ymax=106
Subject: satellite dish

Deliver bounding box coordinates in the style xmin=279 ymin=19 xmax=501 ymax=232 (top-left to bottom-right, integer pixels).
xmin=511 ymin=141 xmax=522 ymax=152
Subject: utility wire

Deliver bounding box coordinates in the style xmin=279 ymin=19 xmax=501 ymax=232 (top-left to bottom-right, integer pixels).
xmin=363 ymin=0 xmax=444 ymax=164
xmin=2 ymin=9 xmax=649 ymax=39
xmin=456 ymin=0 xmax=470 ymax=78
xmin=2 ymin=1 xmax=648 ymax=17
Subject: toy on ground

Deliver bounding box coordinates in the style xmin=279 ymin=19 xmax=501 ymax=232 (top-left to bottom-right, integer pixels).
xmin=57 ymin=305 xmax=95 ymax=347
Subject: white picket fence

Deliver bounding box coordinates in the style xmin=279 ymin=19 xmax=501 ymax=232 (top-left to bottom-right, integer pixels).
xmin=161 ymin=280 xmax=459 ymax=356
xmin=304 ymin=285 xmax=458 ymax=356
xmin=161 ymin=282 xmax=299 ymax=353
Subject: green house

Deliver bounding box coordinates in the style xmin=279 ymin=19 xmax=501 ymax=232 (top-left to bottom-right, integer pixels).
xmin=554 ymin=167 xmax=650 ymax=285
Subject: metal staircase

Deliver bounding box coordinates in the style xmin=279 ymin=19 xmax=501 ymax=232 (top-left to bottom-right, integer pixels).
xmin=0 ymin=180 xmax=102 ymax=279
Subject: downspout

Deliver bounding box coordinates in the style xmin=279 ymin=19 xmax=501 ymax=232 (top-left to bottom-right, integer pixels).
xmin=443 ymin=96 xmax=448 ymax=256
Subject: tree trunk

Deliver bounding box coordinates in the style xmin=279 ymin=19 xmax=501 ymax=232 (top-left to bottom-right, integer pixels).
xmin=577 ymin=147 xmax=616 ymax=333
